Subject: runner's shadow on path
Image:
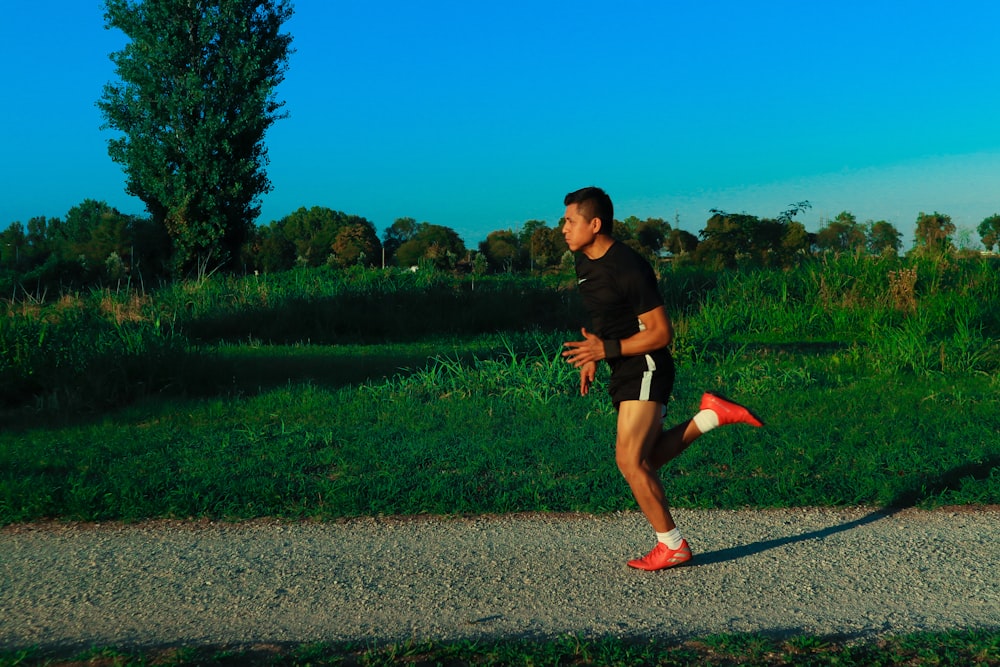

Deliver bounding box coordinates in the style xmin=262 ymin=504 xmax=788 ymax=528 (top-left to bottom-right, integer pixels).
xmin=690 ymin=508 xmax=899 ymax=567
xmin=692 ymin=455 xmax=1000 ymax=567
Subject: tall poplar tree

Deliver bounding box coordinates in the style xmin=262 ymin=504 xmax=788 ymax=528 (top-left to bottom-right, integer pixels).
xmin=99 ymin=0 xmax=294 ymax=276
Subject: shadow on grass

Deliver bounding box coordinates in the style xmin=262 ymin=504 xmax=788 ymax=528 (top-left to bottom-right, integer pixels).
xmin=0 ymin=336 xmax=534 ymax=431
xmin=198 ymin=349 xmax=447 ymax=394
xmin=888 ymin=455 xmax=1000 ymax=508
xmin=198 ymin=340 xmax=528 ymax=396
xmin=0 ymin=348 xmax=449 ymax=432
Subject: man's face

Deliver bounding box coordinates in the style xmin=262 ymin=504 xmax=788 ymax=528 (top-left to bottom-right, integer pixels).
xmin=562 ymin=203 xmax=599 ymax=252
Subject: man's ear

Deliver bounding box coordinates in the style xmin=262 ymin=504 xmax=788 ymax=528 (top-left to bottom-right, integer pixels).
xmin=591 ymin=217 xmax=604 ymax=234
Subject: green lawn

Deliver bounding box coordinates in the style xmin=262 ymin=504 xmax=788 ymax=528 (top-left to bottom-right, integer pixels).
xmin=3 ymin=338 xmax=997 ymax=524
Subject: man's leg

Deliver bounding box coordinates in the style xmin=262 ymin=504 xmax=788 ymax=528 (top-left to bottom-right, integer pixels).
xmin=617 ymin=400 xmax=694 ymax=571
xmin=647 ymin=419 xmax=702 ymax=472
xmin=615 ymin=400 xmax=674 ymax=532
xmin=619 ymin=393 xmax=763 ymax=571
xmin=648 ymin=392 xmax=764 ymax=471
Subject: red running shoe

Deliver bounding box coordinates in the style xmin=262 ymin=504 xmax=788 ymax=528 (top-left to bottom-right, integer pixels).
xmin=627 ymin=540 xmax=693 ymax=571
xmin=700 ymin=392 xmax=763 ymax=427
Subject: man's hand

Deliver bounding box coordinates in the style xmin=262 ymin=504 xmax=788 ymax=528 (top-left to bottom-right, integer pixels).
xmin=579 ymin=360 xmax=596 ymax=396
xmin=562 ymin=327 xmax=605 ymax=368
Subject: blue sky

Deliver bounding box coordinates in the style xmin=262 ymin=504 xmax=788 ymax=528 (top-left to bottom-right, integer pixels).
xmin=3 ymin=1 xmax=999 ymax=248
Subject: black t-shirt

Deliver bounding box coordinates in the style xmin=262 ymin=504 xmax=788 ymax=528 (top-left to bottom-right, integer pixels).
xmin=574 ymin=241 xmax=665 ymax=342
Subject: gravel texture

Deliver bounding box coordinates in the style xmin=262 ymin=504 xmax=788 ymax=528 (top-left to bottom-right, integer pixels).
xmin=1 ymin=507 xmax=998 ymax=654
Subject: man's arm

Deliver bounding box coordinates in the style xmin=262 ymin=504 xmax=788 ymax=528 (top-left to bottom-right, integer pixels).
xmin=624 ymin=305 xmax=673 ymax=355
xmin=562 ymin=306 xmax=672 ymax=368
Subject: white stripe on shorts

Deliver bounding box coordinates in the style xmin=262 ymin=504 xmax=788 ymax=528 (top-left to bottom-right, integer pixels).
xmin=639 ymin=353 xmax=657 ymax=401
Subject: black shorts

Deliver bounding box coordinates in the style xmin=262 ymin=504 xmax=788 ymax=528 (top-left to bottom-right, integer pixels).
xmin=607 ymin=350 xmax=675 ymax=409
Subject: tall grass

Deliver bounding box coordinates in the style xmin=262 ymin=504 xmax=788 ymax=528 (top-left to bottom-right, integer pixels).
xmin=674 ymin=253 xmax=999 ymax=375
xmin=0 ymin=288 xmax=192 ymax=410
xmin=2 ymin=255 xmax=998 ymax=412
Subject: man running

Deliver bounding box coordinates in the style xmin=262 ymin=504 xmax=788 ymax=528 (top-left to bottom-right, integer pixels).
xmin=560 ymin=186 xmax=763 ymax=571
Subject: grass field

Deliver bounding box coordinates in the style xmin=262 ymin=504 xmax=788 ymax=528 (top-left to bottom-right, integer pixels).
xmin=2 ymin=337 xmax=997 ymax=667
xmin=2 ymin=329 xmax=997 ymax=524
xmin=3 ymin=629 xmax=998 ymax=666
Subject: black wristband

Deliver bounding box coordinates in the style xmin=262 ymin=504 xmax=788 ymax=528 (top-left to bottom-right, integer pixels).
xmin=603 ymin=339 xmax=622 ymax=360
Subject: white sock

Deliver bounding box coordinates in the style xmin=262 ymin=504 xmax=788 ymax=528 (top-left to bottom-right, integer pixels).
xmin=692 ymin=409 xmax=720 ymax=434
xmin=656 ymin=527 xmax=684 ymax=549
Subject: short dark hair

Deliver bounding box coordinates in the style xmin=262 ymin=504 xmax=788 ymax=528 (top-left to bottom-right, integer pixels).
xmin=564 ymin=186 xmax=614 ymax=236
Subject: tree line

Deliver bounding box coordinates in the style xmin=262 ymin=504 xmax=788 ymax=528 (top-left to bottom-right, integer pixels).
xmin=5 ymin=0 xmax=998 ymax=298
xmin=3 ymin=198 xmax=998 ymax=297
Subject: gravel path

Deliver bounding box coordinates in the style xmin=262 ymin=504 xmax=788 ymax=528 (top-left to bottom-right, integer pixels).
xmin=2 ymin=507 xmax=998 ymax=654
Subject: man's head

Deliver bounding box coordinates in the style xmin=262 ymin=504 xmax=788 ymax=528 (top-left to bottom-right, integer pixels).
xmin=563 ymin=186 xmax=614 ymax=236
